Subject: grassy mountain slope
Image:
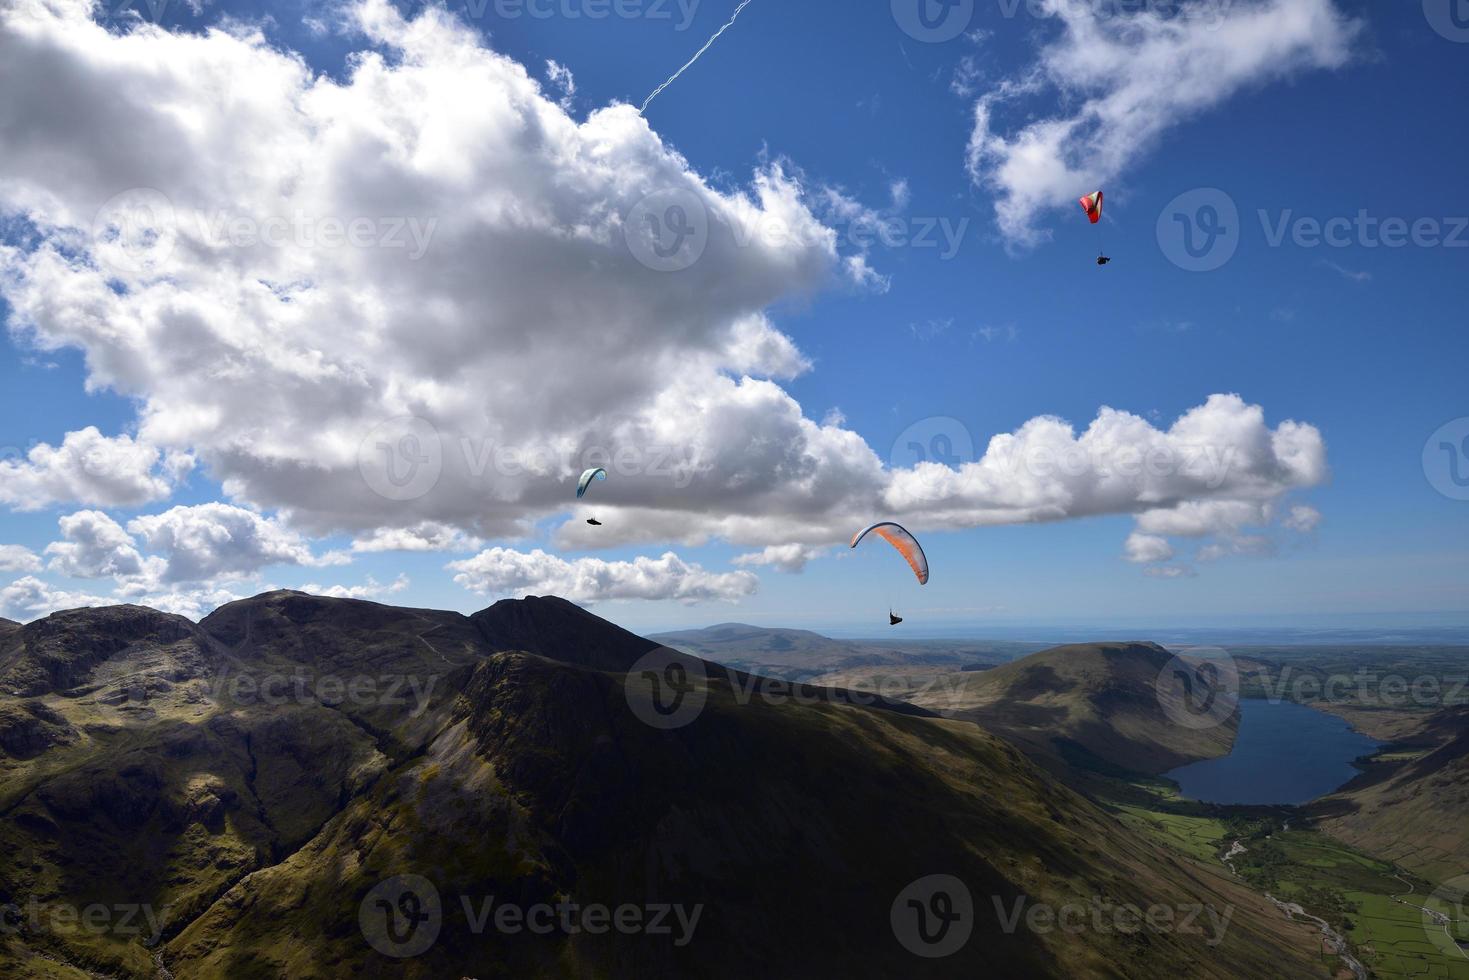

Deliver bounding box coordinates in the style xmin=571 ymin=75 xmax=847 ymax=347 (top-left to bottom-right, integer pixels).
xmin=900 ymin=642 xmax=1238 ymax=777
xmin=0 ymin=596 xmax=1322 ymax=978
xmin=1311 ymin=706 xmax=1469 ymax=881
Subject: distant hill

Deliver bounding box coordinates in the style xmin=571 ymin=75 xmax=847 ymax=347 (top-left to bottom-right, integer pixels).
xmin=0 ymin=594 xmax=1323 ymax=978
xmin=650 ymin=622 xmax=1040 ymax=680
xmin=1311 ymin=706 xmax=1469 ymax=881
xmin=900 ymin=642 xmax=1239 ymax=777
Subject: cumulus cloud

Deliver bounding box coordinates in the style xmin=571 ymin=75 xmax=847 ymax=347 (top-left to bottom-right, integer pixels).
xmin=966 ymin=0 xmax=1359 ymax=243
xmin=299 ymin=573 xmax=410 ymax=600
xmin=0 ymin=0 xmax=1330 ymax=599
xmin=543 ymin=391 xmax=1326 ymax=586
xmin=732 ymin=543 xmax=829 ymax=574
xmin=1123 ymin=533 xmax=1174 ymax=564
xmin=0 ymin=428 xmax=188 ymax=510
xmin=8 ymin=501 xmax=357 ymax=621
xmin=1283 ymin=504 xmax=1322 ymax=533
xmin=0 ymin=0 xmax=847 ymax=544
xmin=881 ymin=393 xmax=1324 ymax=528
xmin=351 ymin=521 xmax=483 ymax=553
xmin=0 ymin=576 xmax=108 ymax=622
xmin=127 ymin=503 xmax=349 ymax=583
xmin=45 ymin=510 xmax=157 ymax=579
xmin=448 ymin=548 xmax=757 ymax=604
xmin=114 ymin=584 xmax=247 ymax=621
xmin=0 ymin=545 xmax=42 ymax=573
xmin=1134 ymin=499 xmax=1270 ymax=539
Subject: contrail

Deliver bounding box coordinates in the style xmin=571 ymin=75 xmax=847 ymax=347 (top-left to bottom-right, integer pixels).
xmin=639 ymin=0 xmax=755 ymax=114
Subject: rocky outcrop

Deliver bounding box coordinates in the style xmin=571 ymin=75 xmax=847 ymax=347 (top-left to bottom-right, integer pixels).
xmin=0 ymin=699 xmax=78 ymax=758
xmin=0 ymin=605 xmax=198 ymax=696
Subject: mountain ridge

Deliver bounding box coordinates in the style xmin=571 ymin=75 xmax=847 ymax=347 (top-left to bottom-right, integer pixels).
xmin=0 ymin=593 xmax=1324 ymax=978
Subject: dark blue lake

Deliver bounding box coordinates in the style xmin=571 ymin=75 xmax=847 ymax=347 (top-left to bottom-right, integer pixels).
xmin=1165 ymin=699 xmax=1381 ymax=806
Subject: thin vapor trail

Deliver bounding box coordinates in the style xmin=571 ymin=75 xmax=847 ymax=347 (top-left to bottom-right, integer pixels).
xmin=639 ymin=0 xmax=755 ymax=114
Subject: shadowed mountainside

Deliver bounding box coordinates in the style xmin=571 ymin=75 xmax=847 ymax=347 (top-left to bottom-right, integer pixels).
xmin=1310 ymin=706 xmax=1469 ymax=881
xmin=897 ymin=642 xmax=1239 ymax=778
xmin=473 ymin=594 xmax=662 ymax=672
xmin=0 ymin=594 xmax=1322 ymax=978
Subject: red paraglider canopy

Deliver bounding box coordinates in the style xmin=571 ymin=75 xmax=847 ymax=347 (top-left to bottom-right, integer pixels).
xmin=1079 ymin=191 xmax=1103 ymax=224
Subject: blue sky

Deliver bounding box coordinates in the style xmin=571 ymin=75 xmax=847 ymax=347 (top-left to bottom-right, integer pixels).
xmin=0 ymin=0 xmax=1465 ymax=634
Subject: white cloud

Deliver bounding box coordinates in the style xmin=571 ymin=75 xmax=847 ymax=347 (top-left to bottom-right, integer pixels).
xmin=0 ymin=0 xmax=1330 ymax=592
xmin=351 ymin=521 xmax=483 ymax=553
xmin=23 ymin=503 xmax=358 ymax=619
xmin=732 ymin=543 xmax=828 ymax=574
xmin=1197 ymin=534 xmax=1276 ymax=562
xmin=114 ymin=584 xmax=246 ymax=621
xmin=544 ymin=59 xmax=576 ymax=111
xmin=45 ymin=510 xmax=157 ymax=579
xmin=0 ymin=576 xmax=109 ymax=622
xmin=299 ymin=573 xmax=409 ymax=600
xmin=0 ymin=428 xmax=188 ymax=511
xmin=0 ymin=0 xmax=839 ymax=544
xmin=0 ymin=545 xmax=42 ymax=573
xmin=1283 ymin=504 xmax=1322 ymax=533
xmin=974 ymin=324 xmax=1018 ymax=343
xmin=1123 ymin=532 xmax=1173 ymax=564
xmin=448 ymin=548 xmax=757 ymax=604
xmin=882 ymin=393 xmax=1324 ymax=526
xmin=951 ymin=53 xmax=984 ymax=99
xmin=545 ymin=392 xmax=1325 ymax=579
xmin=1143 ymin=564 xmax=1196 ymax=579
xmin=908 ymin=318 xmax=953 ymax=342
xmin=966 ymin=0 xmax=1360 ymax=244
xmin=1135 ymin=499 xmax=1270 ymax=539
xmin=127 ymin=503 xmax=349 ymax=583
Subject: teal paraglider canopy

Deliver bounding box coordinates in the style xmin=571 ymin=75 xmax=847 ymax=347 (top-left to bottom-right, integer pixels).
xmin=576 ymin=467 xmax=607 ymax=499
